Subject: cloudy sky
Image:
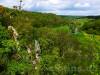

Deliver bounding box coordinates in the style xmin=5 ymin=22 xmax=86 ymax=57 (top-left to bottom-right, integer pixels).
xmin=0 ymin=0 xmax=100 ymax=16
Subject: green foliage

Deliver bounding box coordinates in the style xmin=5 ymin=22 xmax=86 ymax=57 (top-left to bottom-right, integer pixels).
xmin=0 ymin=7 xmax=100 ymax=75
xmin=34 ymin=27 xmax=100 ymax=75
xmin=0 ymin=22 xmax=33 ymax=75
xmin=82 ymin=19 xmax=100 ymax=35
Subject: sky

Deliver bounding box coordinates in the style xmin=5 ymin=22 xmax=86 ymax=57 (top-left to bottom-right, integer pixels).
xmin=0 ymin=0 xmax=100 ymax=16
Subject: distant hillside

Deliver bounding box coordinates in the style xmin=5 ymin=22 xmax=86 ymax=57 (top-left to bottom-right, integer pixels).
xmin=61 ymin=15 xmax=100 ymax=19
xmin=86 ymin=16 xmax=100 ymax=19
xmin=0 ymin=7 xmax=100 ymax=35
xmin=2 ymin=7 xmax=72 ymax=31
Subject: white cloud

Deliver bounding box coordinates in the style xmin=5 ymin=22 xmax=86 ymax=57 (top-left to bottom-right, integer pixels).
xmin=48 ymin=0 xmax=61 ymax=4
xmin=0 ymin=0 xmax=100 ymax=16
xmin=74 ymin=3 xmax=90 ymax=8
xmin=0 ymin=0 xmax=18 ymax=7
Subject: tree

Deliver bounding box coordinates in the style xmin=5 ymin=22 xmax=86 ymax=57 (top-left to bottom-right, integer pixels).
xmin=0 ymin=5 xmax=5 ymax=16
xmin=82 ymin=19 xmax=100 ymax=35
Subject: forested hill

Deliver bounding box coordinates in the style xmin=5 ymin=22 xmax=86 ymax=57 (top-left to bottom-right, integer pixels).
xmin=1 ymin=7 xmax=100 ymax=35
xmin=61 ymin=15 xmax=100 ymax=19
xmin=0 ymin=6 xmax=100 ymax=75
xmin=1 ymin=7 xmax=72 ymax=35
